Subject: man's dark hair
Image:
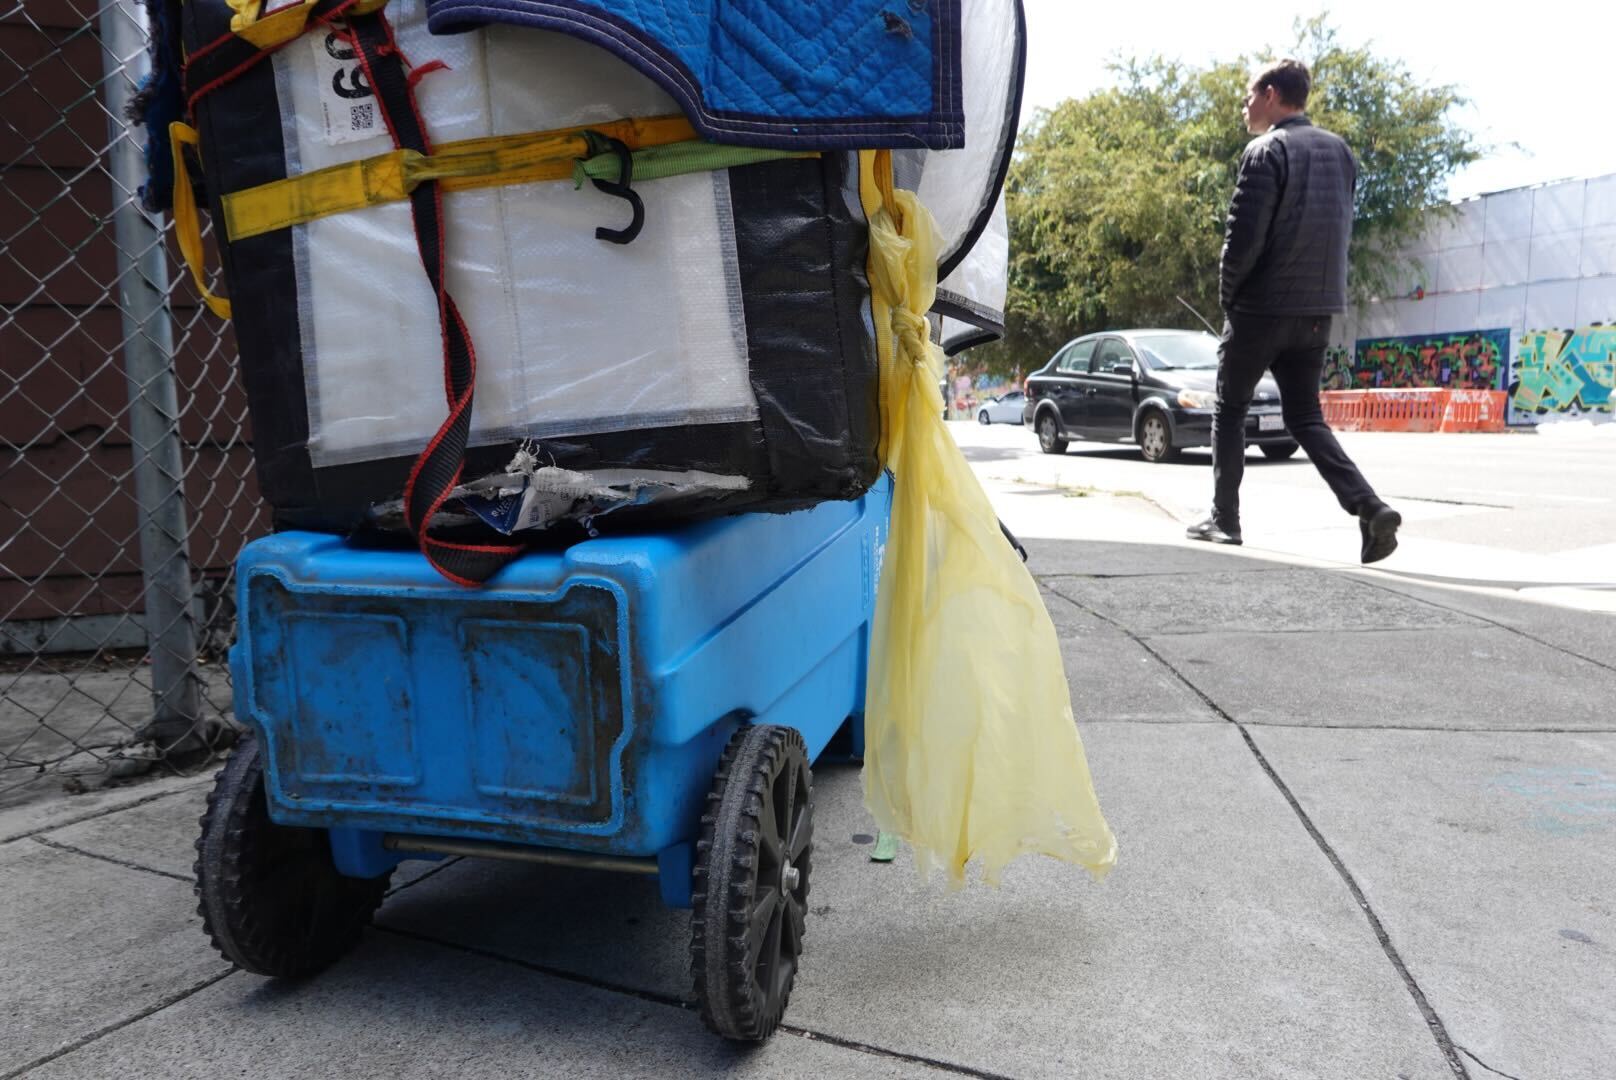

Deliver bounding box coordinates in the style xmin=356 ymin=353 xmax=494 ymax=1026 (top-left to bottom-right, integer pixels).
xmin=1253 ymin=58 xmax=1311 ymax=109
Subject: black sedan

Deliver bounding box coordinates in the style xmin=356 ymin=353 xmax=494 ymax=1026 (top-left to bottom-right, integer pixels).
xmin=1022 ymin=329 xmax=1298 ymax=462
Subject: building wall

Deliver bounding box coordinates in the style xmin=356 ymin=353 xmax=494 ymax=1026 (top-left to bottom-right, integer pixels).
xmin=1333 ymin=174 xmax=1616 ymax=424
xmin=1 ymin=5 xmax=261 ymax=636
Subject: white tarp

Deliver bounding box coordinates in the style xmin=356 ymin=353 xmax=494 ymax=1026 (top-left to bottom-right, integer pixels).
xmin=274 ymin=0 xmax=756 ymax=467
xmin=916 ymin=0 xmax=1021 ymax=275
xmin=913 ymin=0 xmax=1020 ymax=345
xmin=937 ymin=192 xmax=1009 ymax=352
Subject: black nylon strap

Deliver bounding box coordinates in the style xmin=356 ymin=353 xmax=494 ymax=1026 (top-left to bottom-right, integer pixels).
xmin=184 ymin=0 xmax=363 ymax=113
xmin=348 ymin=10 xmax=520 ymax=585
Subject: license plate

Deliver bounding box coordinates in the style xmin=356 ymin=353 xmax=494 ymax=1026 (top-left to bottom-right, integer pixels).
xmin=1258 ymin=414 xmax=1284 ymax=432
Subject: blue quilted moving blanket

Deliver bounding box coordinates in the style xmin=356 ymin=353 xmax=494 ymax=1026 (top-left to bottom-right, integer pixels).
xmin=425 ymin=0 xmax=964 ymax=150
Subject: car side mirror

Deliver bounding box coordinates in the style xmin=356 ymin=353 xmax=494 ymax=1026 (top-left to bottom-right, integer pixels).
xmin=1111 ymin=363 xmax=1135 ymax=378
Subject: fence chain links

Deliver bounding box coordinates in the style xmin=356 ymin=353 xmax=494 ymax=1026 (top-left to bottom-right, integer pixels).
xmin=1 ymin=0 xmax=262 ymax=808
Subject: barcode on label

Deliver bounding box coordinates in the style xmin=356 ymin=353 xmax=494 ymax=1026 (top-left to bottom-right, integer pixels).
xmin=350 ymin=103 xmax=374 ymax=131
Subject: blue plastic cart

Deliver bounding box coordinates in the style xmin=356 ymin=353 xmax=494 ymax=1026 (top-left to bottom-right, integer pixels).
xmin=194 ymin=478 xmax=889 ymax=1041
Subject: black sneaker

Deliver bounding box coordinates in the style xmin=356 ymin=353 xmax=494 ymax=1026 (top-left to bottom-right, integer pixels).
xmin=1359 ymin=503 xmax=1401 ymax=564
xmin=1186 ymin=515 xmax=1242 ymax=545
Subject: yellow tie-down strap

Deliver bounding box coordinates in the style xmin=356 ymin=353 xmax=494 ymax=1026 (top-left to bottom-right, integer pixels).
xmin=227 ymin=0 xmax=388 ymax=50
xmin=169 ymin=122 xmax=232 ymax=319
xmin=221 ymin=114 xmax=700 ymax=242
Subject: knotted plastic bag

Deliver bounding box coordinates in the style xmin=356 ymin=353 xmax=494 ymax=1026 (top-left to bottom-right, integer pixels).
xmin=860 ymin=152 xmax=1117 ymax=886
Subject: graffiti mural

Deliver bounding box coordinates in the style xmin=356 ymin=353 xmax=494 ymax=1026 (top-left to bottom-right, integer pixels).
xmin=1332 ymin=329 xmax=1510 ymax=392
xmin=1322 ymin=346 xmax=1354 ymax=390
xmin=1512 ymin=324 xmax=1614 ymax=417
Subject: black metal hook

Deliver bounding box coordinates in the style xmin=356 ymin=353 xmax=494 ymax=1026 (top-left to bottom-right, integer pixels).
xmin=586 ymin=135 xmax=644 ymax=245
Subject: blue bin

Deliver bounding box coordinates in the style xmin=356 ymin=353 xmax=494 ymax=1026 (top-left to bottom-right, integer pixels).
xmin=229 ymin=476 xmax=889 ymax=908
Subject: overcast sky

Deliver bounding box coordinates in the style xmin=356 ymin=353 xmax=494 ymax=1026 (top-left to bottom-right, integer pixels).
xmin=1019 ymin=1 xmax=1616 ymax=202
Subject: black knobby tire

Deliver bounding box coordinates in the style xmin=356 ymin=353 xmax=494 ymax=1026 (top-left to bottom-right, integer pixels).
xmin=690 ymin=724 xmax=813 ymax=1042
xmin=195 ymin=737 xmax=391 ymax=977
xmin=1036 ymin=411 xmax=1068 ymax=454
xmin=1262 ymin=440 xmax=1300 ymax=460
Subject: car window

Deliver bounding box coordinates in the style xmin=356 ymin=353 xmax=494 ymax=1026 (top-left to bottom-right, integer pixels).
xmin=1055 ymin=340 xmax=1096 ymax=373
xmin=1003 ymin=391 xmax=1023 ymax=402
xmin=1133 ymin=332 xmax=1220 ymax=370
xmin=1091 ymin=339 xmax=1134 ymax=374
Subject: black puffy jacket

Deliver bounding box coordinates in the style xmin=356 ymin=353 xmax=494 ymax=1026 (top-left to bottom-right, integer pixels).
xmin=1219 ymin=115 xmax=1357 ymax=316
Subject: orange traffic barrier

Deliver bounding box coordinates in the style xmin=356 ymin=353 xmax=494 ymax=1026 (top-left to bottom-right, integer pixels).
xmin=1437 ymin=390 xmax=1508 ymax=433
xmin=1320 ymin=389 xmax=1507 ymax=433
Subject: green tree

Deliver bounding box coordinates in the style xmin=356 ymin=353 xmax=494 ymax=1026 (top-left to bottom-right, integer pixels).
xmin=970 ymin=15 xmax=1479 ymax=378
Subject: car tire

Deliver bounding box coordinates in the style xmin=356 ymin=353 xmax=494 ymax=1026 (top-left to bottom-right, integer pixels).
xmin=1036 ymin=412 xmax=1068 ymax=455
xmin=978 ymin=410 xmax=991 ymax=425
xmin=1138 ymin=411 xmax=1179 ymax=463
xmin=1261 ymin=441 xmax=1300 ymax=460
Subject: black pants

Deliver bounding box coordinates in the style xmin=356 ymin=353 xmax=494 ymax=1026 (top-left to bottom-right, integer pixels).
xmin=1213 ymin=313 xmax=1376 ymax=522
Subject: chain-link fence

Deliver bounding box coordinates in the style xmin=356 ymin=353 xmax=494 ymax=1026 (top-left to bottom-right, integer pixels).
xmin=2 ymin=0 xmax=262 ymax=809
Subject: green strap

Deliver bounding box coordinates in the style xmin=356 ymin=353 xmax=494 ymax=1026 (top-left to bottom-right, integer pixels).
xmin=573 ymin=141 xmax=817 ymax=188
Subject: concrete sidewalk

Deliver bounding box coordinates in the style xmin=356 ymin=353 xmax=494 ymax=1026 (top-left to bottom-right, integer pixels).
xmin=3 ymin=522 xmax=1613 ymax=1079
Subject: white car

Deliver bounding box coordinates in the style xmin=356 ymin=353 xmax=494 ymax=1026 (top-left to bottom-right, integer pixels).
xmin=977 ymin=390 xmax=1027 ymax=425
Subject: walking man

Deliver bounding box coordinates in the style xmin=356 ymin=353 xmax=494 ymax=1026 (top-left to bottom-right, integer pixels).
xmin=1186 ymin=58 xmax=1401 ymax=563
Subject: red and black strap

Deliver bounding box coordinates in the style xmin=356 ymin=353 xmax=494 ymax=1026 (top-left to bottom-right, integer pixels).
xmin=186 ymin=3 xmax=520 ymax=585
xmin=184 ymin=0 xmax=366 ymax=115
xmin=341 ymin=10 xmax=520 ymax=586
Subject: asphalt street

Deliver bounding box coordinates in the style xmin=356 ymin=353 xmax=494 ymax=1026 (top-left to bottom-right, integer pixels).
xmin=957 ymin=417 xmax=1616 ymax=611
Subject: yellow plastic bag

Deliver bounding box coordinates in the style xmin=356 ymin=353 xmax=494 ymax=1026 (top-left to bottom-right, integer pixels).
xmin=860 ymin=152 xmax=1117 ymax=886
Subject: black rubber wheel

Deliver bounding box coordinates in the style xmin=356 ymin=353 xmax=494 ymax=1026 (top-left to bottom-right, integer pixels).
xmin=978 ymin=409 xmax=991 ymax=425
xmin=194 ymin=736 xmax=390 ymax=977
xmin=690 ymin=724 xmax=812 ymax=1042
xmin=1261 ymin=440 xmax=1300 ymax=460
xmin=1138 ymin=410 xmax=1179 ymax=462
xmin=1036 ymin=411 xmax=1068 ymax=454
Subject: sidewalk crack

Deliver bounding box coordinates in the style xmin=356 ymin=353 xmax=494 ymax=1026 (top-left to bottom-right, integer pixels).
xmin=383 ymin=856 xmax=464 ymax=898
xmin=1046 ymin=582 xmax=1473 ymax=1080
xmin=1458 ymin=1045 xmax=1528 ymax=1080
xmin=373 ymin=925 xmax=1010 ymax=1077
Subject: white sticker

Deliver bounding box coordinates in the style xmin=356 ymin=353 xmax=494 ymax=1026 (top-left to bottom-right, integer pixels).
xmin=307 ymin=27 xmax=382 ymax=146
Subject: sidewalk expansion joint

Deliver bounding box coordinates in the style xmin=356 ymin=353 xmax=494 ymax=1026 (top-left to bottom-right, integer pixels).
xmin=30 ymin=835 xmax=193 ymax=884
xmin=1228 ymin=725 xmax=1471 ymax=1080
xmin=1034 ymin=568 xmax=1279 ymax=580
xmin=1139 ymin=624 xmax=1486 ymax=638
xmin=1458 ymin=1045 xmax=1529 ymax=1080
xmin=373 ymin=923 xmax=688 ymax=1008
xmin=1046 ymin=582 xmax=1474 ymax=1080
xmin=1 ymin=781 xmax=208 ymax=847
xmin=1352 ymin=578 xmax=1616 ymax=675
xmin=0 ymin=967 xmax=236 ymax=1080
xmin=372 ymin=924 xmax=1012 ymax=1078
xmin=774 ymin=1026 xmax=1017 ymax=1079
xmin=1239 ymin=722 xmax=1616 ymax=735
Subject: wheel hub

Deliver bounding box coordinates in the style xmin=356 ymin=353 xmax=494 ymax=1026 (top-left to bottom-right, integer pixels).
xmin=781 ymin=859 xmax=800 ymax=892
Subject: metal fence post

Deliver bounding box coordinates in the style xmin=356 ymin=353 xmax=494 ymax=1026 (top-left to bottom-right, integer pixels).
xmin=97 ymin=0 xmax=206 ymax=751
